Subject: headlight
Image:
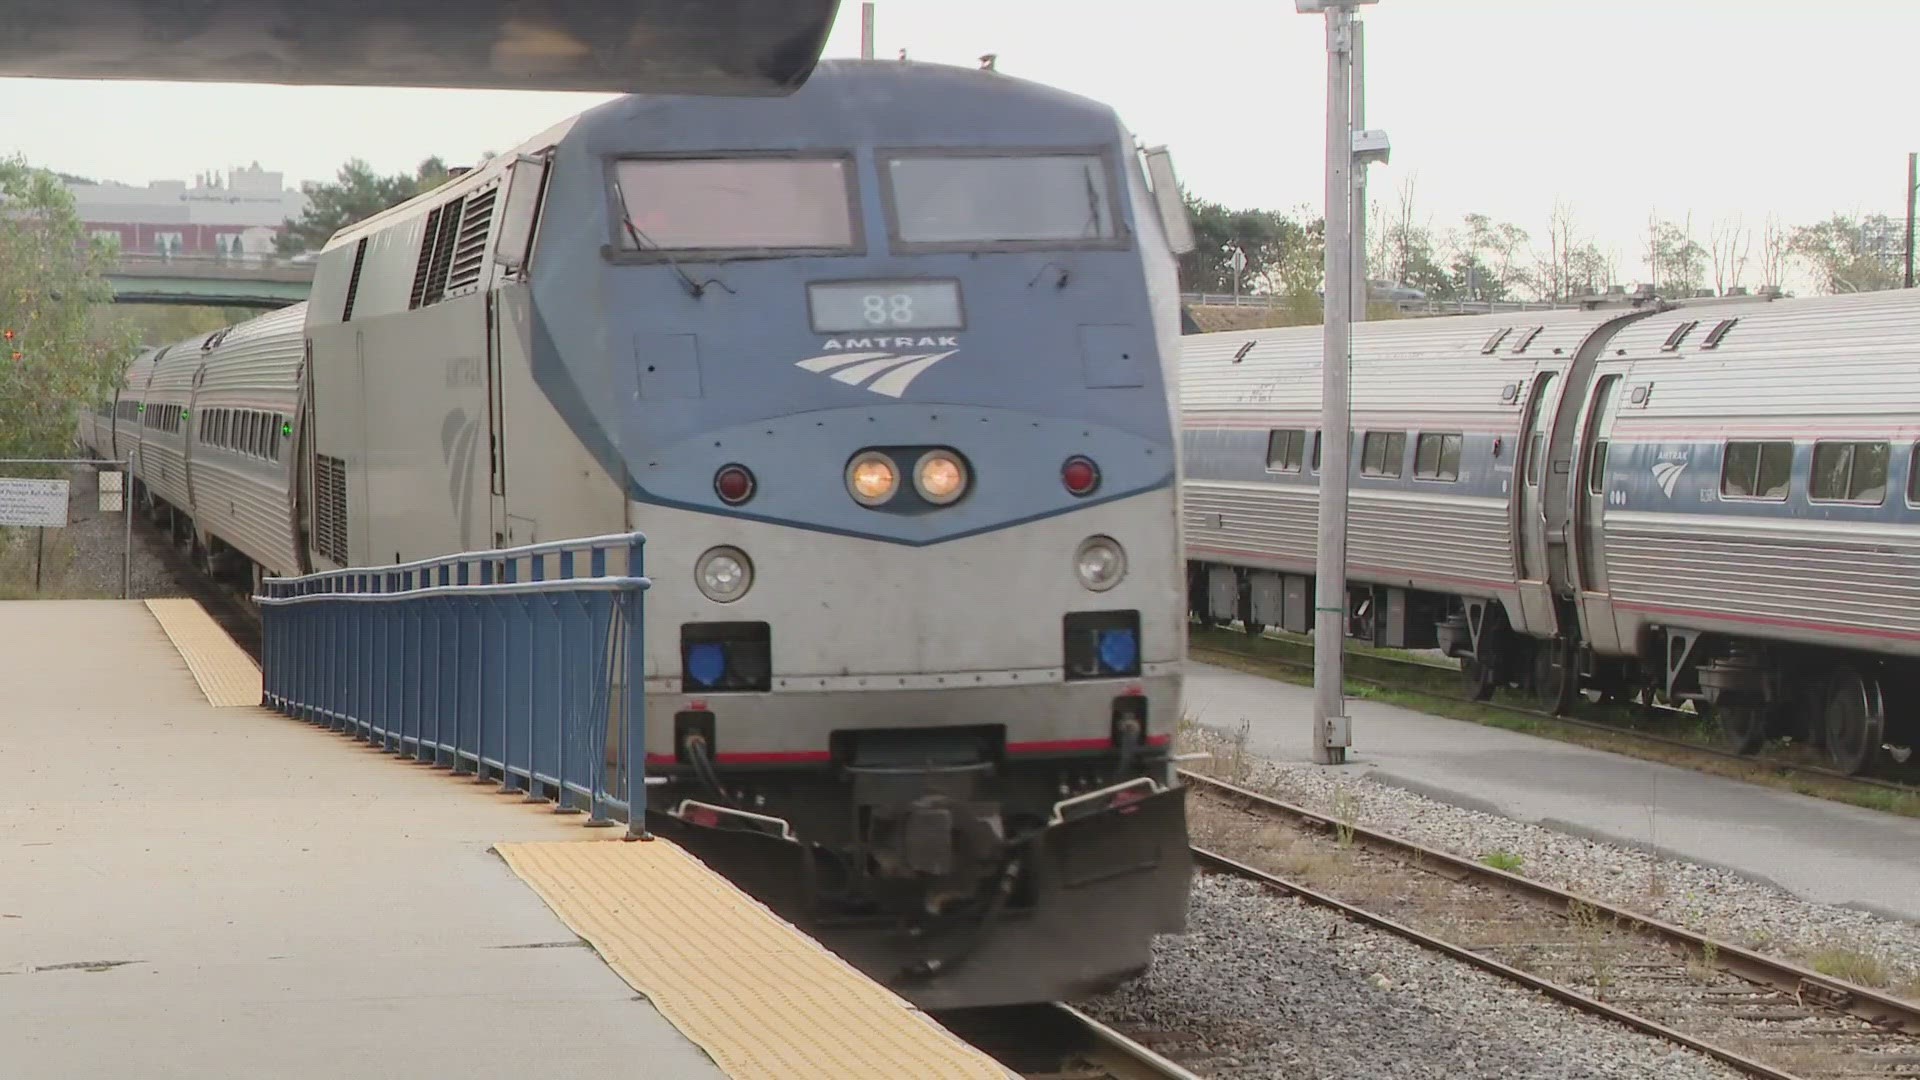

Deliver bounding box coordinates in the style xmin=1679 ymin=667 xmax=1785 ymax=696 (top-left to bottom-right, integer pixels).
xmin=1074 ymin=536 xmax=1126 ymax=592
xmin=695 ymin=546 xmax=753 ymax=603
xmin=914 ymin=450 xmax=968 ymax=505
xmin=847 ymin=451 xmax=898 ymax=506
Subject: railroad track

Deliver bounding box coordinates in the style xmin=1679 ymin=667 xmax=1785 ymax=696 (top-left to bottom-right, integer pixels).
xmin=1190 ymin=628 xmax=1920 ymax=804
xmin=934 ymin=1003 xmax=1203 ymax=1079
xmin=1183 ymin=768 xmax=1920 ymax=1080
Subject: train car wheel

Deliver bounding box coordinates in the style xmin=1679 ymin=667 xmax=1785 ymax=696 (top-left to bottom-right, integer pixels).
xmin=1532 ymin=638 xmax=1575 ymax=716
xmin=1716 ymin=705 xmax=1766 ymax=755
xmin=1460 ymin=656 xmax=1498 ymax=701
xmin=1822 ymin=667 xmax=1886 ymax=776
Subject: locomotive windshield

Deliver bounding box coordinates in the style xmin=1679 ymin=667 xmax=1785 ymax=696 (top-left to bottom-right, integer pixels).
xmin=612 ymin=157 xmax=856 ymax=252
xmin=885 ymin=152 xmax=1122 ymax=247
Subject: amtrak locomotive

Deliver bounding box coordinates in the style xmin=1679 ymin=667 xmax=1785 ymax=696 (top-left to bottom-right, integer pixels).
xmin=1181 ymin=290 xmax=1920 ymax=776
xmin=81 ymin=59 xmax=1198 ymax=1007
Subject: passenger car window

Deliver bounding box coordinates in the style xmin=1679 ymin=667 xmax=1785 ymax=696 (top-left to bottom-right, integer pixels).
xmin=1361 ymin=431 xmax=1405 ymax=478
xmin=1721 ymin=441 xmax=1792 ymax=500
xmin=885 ymin=153 xmax=1118 ymax=247
xmin=1810 ymin=441 xmax=1889 ymax=503
xmin=1266 ymin=429 xmax=1305 ymax=473
xmin=1414 ymin=433 xmax=1462 ymax=481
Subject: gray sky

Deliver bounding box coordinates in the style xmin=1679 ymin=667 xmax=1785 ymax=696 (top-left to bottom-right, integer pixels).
xmin=1 ymin=0 xmax=1913 ymax=287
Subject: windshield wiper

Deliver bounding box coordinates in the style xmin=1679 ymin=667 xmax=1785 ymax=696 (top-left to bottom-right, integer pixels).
xmin=618 ymin=211 xmax=736 ymax=299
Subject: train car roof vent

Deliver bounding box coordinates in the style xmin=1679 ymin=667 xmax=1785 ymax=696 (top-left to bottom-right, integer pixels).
xmin=1481 ymin=327 xmax=1512 ymax=354
xmin=1510 ymin=326 xmax=1544 ymax=354
xmin=1660 ymin=319 xmax=1700 ymax=352
xmin=1701 ymin=317 xmax=1739 ymax=349
xmin=1232 ymin=341 xmax=1256 ymax=364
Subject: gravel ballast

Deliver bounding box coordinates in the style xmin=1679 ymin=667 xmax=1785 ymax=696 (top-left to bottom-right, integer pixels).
xmin=1084 ymin=873 xmax=1744 ymax=1080
xmin=1185 ymin=723 xmax=1920 ymax=996
xmin=0 ymin=464 xmax=182 ymax=599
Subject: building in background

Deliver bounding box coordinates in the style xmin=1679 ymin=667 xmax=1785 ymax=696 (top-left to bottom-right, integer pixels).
xmin=66 ymin=163 xmax=309 ymax=260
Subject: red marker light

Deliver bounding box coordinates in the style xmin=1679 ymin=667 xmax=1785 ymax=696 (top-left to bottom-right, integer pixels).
xmin=1061 ymin=456 xmax=1100 ymax=497
xmin=713 ymin=464 xmax=755 ymax=506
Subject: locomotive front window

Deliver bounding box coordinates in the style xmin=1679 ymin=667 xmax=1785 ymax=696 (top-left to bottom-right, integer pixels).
xmin=884 ymin=152 xmax=1121 ymax=248
xmin=611 ymin=157 xmax=856 ymax=253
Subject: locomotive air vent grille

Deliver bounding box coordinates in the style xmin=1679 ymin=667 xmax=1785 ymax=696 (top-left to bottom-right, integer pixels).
xmin=408 ymin=205 xmax=445 ymax=310
xmin=1481 ymin=327 xmax=1512 ymax=354
xmin=313 ymin=454 xmax=350 ymax=566
xmin=342 ymin=237 xmax=370 ymax=323
xmin=419 ymin=196 xmax=468 ymax=308
xmin=443 ymin=185 xmax=499 ymax=297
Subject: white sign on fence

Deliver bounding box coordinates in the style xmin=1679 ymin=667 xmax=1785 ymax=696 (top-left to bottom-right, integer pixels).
xmin=98 ymin=470 xmax=123 ymax=513
xmin=0 ymin=477 xmax=71 ymax=527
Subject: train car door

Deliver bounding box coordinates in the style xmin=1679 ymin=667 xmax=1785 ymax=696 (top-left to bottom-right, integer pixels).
xmin=1513 ymin=370 xmax=1558 ymax=635
xmin=1572 ymin=374 xmax=1624 ymax=653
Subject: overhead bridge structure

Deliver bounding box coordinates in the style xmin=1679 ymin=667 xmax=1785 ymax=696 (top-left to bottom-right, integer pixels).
xmin=0 ymin=0 xmax=841 ymax=93
xmin=106 ymin=255 xmax=314 ymax=309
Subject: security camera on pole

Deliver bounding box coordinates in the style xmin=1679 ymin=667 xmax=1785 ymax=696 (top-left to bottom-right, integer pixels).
xmin=1296 ymin=0 xmax=1388 ymax=765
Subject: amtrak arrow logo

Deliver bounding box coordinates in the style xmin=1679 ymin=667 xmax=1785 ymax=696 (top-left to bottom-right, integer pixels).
xmin=796 ymin=345 xmax=959 ymax=399
xmin=1651 ymin=459 xmax=1687 ymax=498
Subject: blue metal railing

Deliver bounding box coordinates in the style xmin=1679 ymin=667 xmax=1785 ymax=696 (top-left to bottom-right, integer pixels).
xmin=255 ymin=532 xmax=653 ymax=837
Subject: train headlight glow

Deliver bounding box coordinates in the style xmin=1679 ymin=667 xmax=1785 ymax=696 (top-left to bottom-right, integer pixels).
xmin=1074 ymin=536 xmax=1127 ymax=592
xmin=847 ymin=452 xmax=898 ymax=506
xmin=914 ymin=450 xmax=968 ymax=504
xmin=695 ymin=546 xmax=753 ymax=603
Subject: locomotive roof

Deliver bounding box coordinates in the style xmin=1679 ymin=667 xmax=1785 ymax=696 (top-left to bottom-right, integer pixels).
xmin=323 ymin=59 xmax=1126 ymax=256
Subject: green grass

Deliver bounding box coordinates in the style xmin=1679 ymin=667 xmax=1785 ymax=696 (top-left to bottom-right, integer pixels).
xmin=1188 ymin=626 xmax=1920 ymax=821
xmin=1480 ymin=850 xmax=1525 ymax=872
xmin=1809 ymin=948 xmax=1890 ymax=988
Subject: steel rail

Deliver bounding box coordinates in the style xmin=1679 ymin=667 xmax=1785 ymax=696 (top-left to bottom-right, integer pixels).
xmin=935 ymin=1003 xmax=1203 ymax=1080
xmin=1191 ymin=844 xmax=1805 ymax=1080
xmin=1189 ymin=640 xmax=1920 ymax=798
xmin=1183 ymin=769 xmax=1920 ymax=1038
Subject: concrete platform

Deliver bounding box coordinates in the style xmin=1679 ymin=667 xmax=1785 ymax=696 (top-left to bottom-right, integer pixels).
xmin=1184 ymin=659 xmax=1920 ymax=923
xmin=0 ymin=601 xmax=728 ymax=1079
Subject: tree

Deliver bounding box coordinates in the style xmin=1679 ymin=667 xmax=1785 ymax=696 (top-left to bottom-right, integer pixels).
xmin=1179 ymin=193 xmax=1322 ymax=297
xmin=1759 ymin=213 xmax=1790 ymax=292
xmin=277 ymin=156 xmax=451 ymax=254
xmin=1367 ymin=176 xmax=1454 ymax=299
xmin=1789 ymin=213 xmax=1904 ymax=294
xmin=1708 ymin=215 xmax=1752 ymax=295
xmin=0 ymin=157 xmax=134 ymax=465
xmin=1645 ymin=213 xmax=1707 ymax=297
xmin=1452 ymin=213 xmax=1530 ymax=300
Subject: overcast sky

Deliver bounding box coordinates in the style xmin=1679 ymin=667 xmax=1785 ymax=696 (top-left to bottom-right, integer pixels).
xmin=1 ymin=0 xmax=1913 ymax=287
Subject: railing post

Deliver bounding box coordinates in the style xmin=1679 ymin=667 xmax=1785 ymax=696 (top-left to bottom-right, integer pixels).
xmin=623 ymin=535 xmax=649 ymax=840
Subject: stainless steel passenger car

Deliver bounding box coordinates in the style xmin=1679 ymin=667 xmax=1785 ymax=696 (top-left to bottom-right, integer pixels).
xmin=88 ymin=59 xmax=1199 ymax=1008
xmin=1182 ymin=290 xmax=1920 ymax=774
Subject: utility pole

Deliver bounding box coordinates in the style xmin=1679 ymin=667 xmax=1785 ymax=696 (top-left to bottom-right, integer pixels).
xmin=860 ymin=2 xmax=875 ymax=59
xmin=1299 ymin=0 xmax=1377 ymax=766
xmin=1906 ymin=151 xmax=1915 ymax=289
xmin=1349 ymin=18 xmax=1367 ymax=323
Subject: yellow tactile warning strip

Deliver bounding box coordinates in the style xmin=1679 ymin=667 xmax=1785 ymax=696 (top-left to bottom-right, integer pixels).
xmin=144 ymin=598 xmax=261 ymax=707
xmin=493 ymin=839 xmax=1010 ymax=1080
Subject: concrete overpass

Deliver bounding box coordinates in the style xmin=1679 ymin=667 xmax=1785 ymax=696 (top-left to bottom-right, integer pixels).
xmin=106 ymin=254 xmax=312 ymax=310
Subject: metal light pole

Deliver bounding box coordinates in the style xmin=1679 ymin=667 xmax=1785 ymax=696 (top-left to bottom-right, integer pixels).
xmin=1349 ymin=18 xmax=1368 ymax=323
xmin=860 ymin=3 xmax=875 ymax=59
xmin=1299 ymin=0 xmax=1379 ymax=765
